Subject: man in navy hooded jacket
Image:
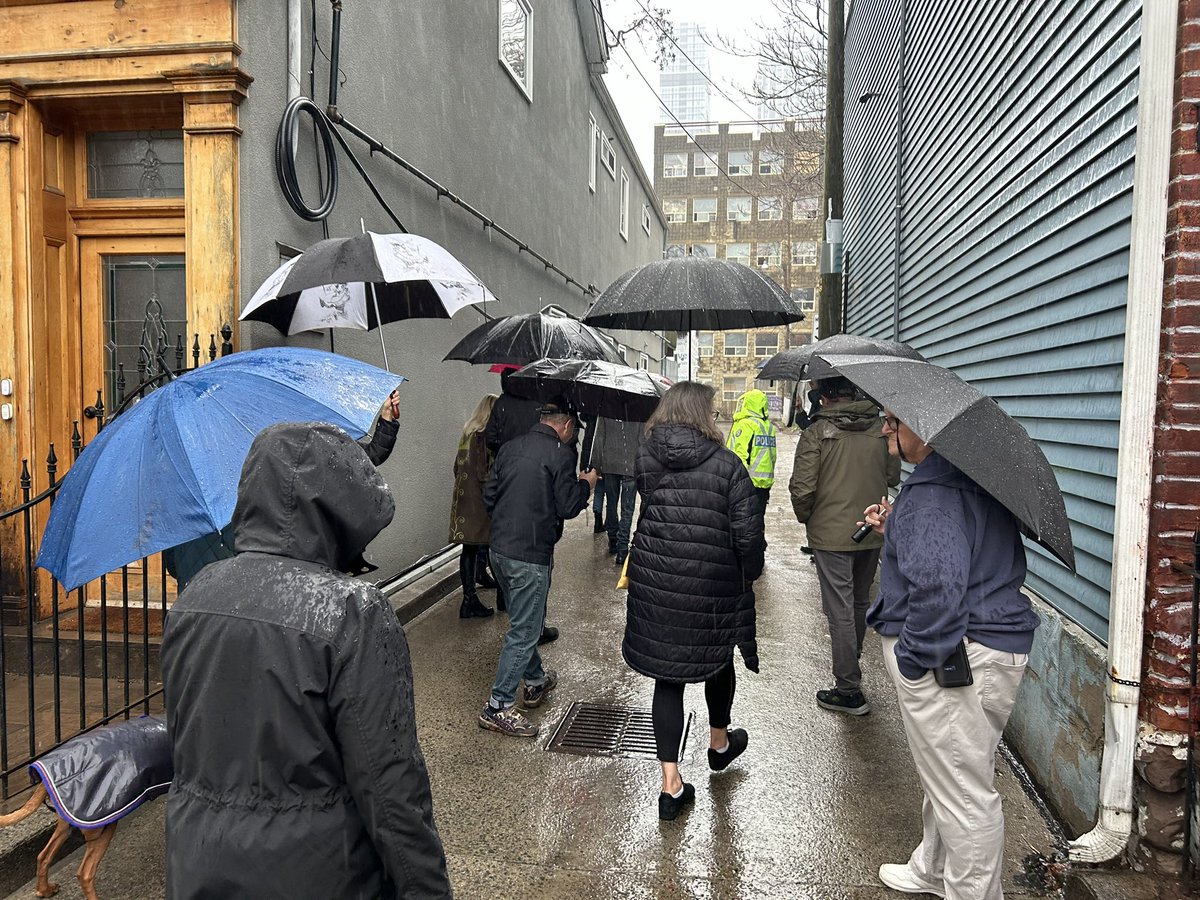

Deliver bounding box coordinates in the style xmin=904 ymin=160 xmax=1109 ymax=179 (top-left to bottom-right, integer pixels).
xmin=863 ymin=410 xmax=1038 ymax=900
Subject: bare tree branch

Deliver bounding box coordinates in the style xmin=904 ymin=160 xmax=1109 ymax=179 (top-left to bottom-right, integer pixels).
xmin=604 ymin=5 xmax=676 ymax=68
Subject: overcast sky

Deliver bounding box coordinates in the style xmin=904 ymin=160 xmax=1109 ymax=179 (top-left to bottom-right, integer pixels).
xmin=600 ymin=0 xmax=783 ymax=173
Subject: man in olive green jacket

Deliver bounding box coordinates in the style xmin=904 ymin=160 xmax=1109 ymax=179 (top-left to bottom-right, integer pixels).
xmin=789 ymin=377 xmax=900 ymax=716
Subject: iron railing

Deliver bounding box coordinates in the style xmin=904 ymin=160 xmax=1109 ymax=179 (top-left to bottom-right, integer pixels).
xmin=0 ymin=326 xmax=232 ymax=803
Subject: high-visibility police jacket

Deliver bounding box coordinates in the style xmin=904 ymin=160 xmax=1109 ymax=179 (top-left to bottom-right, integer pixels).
xmin=726 ymin=390 xmax=777 ymax=489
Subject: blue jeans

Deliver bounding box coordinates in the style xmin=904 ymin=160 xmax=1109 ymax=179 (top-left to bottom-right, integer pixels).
xmin=604 ymin=475 xmax=637 ymax=554
xmin=488 ymin=551 xmax=551 ymax=708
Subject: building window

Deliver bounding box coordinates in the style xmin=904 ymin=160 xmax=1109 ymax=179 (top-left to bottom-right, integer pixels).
xmin=664 ymin=199 xmax=686 ymax=223
xmin=697 ymin=332 xmax=714 ymax=356
xmin=724 ymin=375 xmax=747 ymax=400
xmin=792 ymin=241 xmax=818 ymax=266
xmin=725 ymin=242 xmax=750 ymax=265
xmin=728 ymin=150 xmax=752 ymax=176
xmin=792 ymin=287 xmax=816 ymax=311
xmin=86 ymin=130 xmax=185 ymax=199
xmin=758 ymin=197 xmax=783 ymax=221
xmin=694 ymin=153 xmax=717 ymax=177
xmin=727 ymin=197 xmax=752 ymax=221
xmin=665 ymin=243 xmax=687 ymax=258
xmin=755 ymin=331 xmax=779 ymax=357
xmin=756 ymin=242 xmax=781 ymax=268
xmin=759 ymin=149 xmax=783 ymax=175
xmin=588 ymin=114 xmax=597 ymax=192
xmin=600 ymin=133 xmax=616 ymax=178
xmin=663 ymin=153 xmax=688 ymax=178
xmin=498 ymin=0 xmax=532 ymax=99
xmin=618 ymin=344 xmax=629 ymax=364
xmin=693 ymin=197 xmax=716 ymax=223
xmin=640 ymin=353 xmax=650 ymax=370
xmin=794 ymin=196 xmax=819 ymax=219
xmin=619 ymin=169 xmax=630 ymax=240
xmin=641 ymin=204 xmax=652 ymax=234
xmin=724 ymin=333 xmax=748 ymax=357
xmin=691 ymin=243 xmax=716 ymax=258
xmin=795 ymin=150 xmax=821 ymax=175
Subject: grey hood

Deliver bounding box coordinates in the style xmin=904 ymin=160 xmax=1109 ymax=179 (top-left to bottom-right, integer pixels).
xmin=231 ymin=422 xmax=394 ymax=572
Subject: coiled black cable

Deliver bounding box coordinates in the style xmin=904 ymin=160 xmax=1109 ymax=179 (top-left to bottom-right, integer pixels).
xmin=275 ymin=96 xmax=338 ymax=221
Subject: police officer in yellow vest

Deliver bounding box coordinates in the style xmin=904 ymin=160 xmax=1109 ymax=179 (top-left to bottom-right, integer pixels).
xmin=726 ymin=389 xmax=777 ymax=527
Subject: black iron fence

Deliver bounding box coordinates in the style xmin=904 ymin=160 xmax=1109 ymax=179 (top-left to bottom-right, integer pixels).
xmin=0 ymin=327 xmax=232 ymax=804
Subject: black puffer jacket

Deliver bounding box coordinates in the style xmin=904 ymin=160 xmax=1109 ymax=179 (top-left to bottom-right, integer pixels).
xmin=623 ymin=424 xmax=766 ymax=683
xmin=161 ymin=423 xmax=450 ymax=900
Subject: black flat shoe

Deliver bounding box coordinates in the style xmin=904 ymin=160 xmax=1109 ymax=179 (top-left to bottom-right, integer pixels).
xmin=658 ymin=783 xmax=695 ymax=821
xmin=708 ymin=728 xmax=748 ymax=771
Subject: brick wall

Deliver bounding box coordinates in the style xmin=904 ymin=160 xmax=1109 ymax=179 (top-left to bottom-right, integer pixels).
xmin=1134 ymin=0 xmax=1200 ymax=875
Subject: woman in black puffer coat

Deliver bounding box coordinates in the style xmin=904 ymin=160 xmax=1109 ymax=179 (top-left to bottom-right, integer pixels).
xmin=623 ymin=381 xmax=766 ymax=821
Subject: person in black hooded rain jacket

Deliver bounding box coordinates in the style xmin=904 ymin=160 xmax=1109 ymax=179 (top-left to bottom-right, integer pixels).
xmin=622 ymin=382 xmax=766 ymax=821
xmin=160 ymin=422 xmax=451 ymax=900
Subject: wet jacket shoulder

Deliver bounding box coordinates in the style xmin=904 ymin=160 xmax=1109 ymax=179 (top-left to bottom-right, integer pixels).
xmin=484 ymin=391 xmax=542 ymax=453
xmin=484 ymin=423 xmax=589 ymax=565
xmin=867 ymin=452 xmax=1039 ymax=680
xmin=788 ymin=400 xmax=899 ymax=551
xmin=623 ymin=424 xmax=765 ymax=683
xmin=592 ymin=417 xmax=642 ymax=478
xmin=161 ymin=424 xmax=450 ymax=900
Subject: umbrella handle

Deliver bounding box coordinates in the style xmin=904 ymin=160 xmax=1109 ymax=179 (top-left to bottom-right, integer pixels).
xmin=369 ymin=282 xmax=390 ymax=372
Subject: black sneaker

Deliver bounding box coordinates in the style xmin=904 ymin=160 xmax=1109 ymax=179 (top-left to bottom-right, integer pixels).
xmin=521 ymin=669 xmax=558 ymax=709
xmin=657 ymin=783 xmax=695 ymax=821
xmin=614 ymin=552 xmax=627 ymax=569
xmin=477 ymin=703 xmax=539 ymax=737
xmin=537 ymin=625 xmax=559 ymax=645
xmin=816 ymin=689 xmax=871 ymax=716
xmin=707 ymin=728 xmax=749 ymax=771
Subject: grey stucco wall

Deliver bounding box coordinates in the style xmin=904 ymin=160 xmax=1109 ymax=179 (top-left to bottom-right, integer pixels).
xmin=235 ymin=1 xmax=666 ymax=579
xmin=1007 ymin=594 xmax=1107 ymax=836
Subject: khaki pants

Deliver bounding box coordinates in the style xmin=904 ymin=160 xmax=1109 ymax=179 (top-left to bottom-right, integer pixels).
xmin=881 ymin=636 xmax=1028 ymax=900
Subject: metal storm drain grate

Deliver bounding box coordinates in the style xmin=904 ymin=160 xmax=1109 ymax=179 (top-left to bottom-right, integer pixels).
xmin=546 ymin=702 xmax=691 ymax=760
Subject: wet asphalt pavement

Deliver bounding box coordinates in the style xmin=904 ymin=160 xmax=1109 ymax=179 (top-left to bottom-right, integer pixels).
xmin=6 ymin=431 xmax=1063 ymax=900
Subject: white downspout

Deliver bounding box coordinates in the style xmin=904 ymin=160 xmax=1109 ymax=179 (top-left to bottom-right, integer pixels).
xmin=1068 ymin=0 xmax=1176 ymax=864
xmin=287 ymin=0 xmax=304 ymax=104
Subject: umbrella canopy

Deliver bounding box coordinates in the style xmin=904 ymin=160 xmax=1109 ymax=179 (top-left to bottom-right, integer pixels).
xmin=444 ymin=305 xmax=622 ymax=366
xmin=239 ymin=232 xmax=496 ymax=335
xmin=37 ymin=347 xmax=404 ymax=591
xmin=583 ymin=257 xmax=808 ymax=331
xmin=813 ymin=352 xmax=1076 ymax=571
xmin=759 ymin=333 xmax=926 ymax=382
xmin=506 ymin=358 xmax=671 ymax=422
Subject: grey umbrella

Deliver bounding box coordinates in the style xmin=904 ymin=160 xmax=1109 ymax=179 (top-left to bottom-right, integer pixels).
xmin=759 ymin=333 xmax=926 ymax=382
xmin=814 ymin=352 xmax=1076 ymax=572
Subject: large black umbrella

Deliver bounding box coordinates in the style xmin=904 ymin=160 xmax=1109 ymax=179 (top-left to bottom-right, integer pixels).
xmin=506 ymin=358 xmax=670 ymax=422
xmin=444 ymin=305 xmax=621 ymax=366
xmin=240 ymin=232 xmax=496 ymax=369
xmin=759 ymin=333 xmax=926 ymax=382
xmin=814 ymin=352 xmax=1076 ymax=571
xmin=583 ymin=257 xmax=807 ymax=332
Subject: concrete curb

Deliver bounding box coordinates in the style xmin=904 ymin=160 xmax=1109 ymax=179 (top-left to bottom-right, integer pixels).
xmin=1064 ymin=868 xmax=1194 ymax=900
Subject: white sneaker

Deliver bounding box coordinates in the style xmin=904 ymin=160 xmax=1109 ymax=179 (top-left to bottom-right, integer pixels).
xmin=878 ymin=863 xmax=946 ymax=897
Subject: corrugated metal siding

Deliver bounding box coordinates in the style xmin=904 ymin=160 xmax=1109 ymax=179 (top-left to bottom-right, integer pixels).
xmin=843 ymin=0 xmax=1141 ymax=640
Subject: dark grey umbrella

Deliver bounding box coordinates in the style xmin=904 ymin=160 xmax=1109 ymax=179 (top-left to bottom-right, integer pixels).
xmin=759 ymin=333 xmax=926 ymax=382
xmin=815 ymin=352 xmax=1076 ymax=572
xmin=444 ymin=305 xmax=621 ymax=366
xmin=582 ymin=257 xmax=807 ymax=332
xmin=506 ymin=358 xmax=670 ymax=422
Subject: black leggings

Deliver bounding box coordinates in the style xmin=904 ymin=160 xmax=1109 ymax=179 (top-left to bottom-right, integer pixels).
xmin=651 ymin=663 xmax=736 ymax=763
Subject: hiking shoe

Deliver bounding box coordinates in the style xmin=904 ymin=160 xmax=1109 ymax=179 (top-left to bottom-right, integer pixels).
xmin=537 ymin=625 xmax=559 ymax=646
xmin=657 ymin=783 xmax=695 ymax=821
xmin=478 ymin=704 xmax=538 ymax=737
xmin=816 ymin=689 xmax=871 ymax=716
xmin=707 ymin=728 xmax=749 ymax=772
xmin=878 ymin=863 xmax=945 ymax=897
xmin=521 ymin=669 xmax=559 ymax=709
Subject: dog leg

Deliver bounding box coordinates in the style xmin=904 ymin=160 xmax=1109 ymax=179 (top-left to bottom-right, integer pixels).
xmin=35 ymin=815 xmax=71 ymax=897
xmin=75 ymin=822 xmax=117 ymax=900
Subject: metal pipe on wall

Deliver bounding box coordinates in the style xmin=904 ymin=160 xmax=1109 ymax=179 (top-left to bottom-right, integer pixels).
xmin=1067 ymin=0 xmax=1177 ymax=865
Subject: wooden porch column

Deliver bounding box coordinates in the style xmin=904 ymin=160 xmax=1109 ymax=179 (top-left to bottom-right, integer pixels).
xmin=165 ymin=68 xmax=252 ymax=349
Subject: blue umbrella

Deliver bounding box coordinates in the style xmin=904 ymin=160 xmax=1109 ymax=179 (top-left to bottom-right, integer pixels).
xmin=37 ymin=347 xmax=404 ymax=591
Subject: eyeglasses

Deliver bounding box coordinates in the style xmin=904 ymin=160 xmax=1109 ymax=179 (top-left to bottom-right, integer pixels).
xmin=881 ymin=415 xmax=901 ymax=432
xmin=711 ymin=410 xmax=720 ymax=421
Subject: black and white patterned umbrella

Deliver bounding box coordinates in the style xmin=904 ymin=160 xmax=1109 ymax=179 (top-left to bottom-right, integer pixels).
xmin=240 ymin=232 xmax=497 ymax=355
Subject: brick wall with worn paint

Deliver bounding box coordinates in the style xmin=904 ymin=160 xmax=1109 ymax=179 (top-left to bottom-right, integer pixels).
xmin=1135 ymin=1 xmax=1200 ymax=875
